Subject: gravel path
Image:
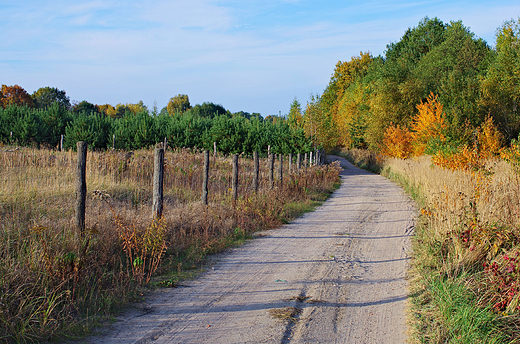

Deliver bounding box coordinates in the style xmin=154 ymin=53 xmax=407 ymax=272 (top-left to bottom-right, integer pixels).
xmin=86 ymin=156 xmax=415 ymax=344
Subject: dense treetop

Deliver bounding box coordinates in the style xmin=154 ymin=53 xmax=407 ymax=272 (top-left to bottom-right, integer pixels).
xmin=293 ymin=17 xmax=520 ymax=152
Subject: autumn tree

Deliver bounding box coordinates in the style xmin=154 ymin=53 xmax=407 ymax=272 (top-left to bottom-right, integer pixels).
xmin=167 ymin=94 xmax=191 ymax=115
xmin=410 ymin=93 xmax=447 ymax=155
xmin=478 ymin=115 xmax=503 ymax=157
xmin=383 ymin=94 xmax=447 ymax=158
xmin=0 ymin=84 xmax=34 ymax=108
xmin=319 ymin=52 xmax=373 ymax=147
xmin=32 ymin=87 xmax=70 ymax=110
xmin=97 ymin=104 xmax=117 ymax=117
xmin=123 ymin=101 xmax=147 ymax=114
xmin=382 ymin=124 xmax=413 ymax=158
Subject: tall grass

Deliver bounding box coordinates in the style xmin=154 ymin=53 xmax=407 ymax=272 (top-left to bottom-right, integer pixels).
xmin=0 ymin=146 xmax=340 ymax=343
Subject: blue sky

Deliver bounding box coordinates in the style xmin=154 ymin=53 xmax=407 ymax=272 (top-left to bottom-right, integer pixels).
xmin=1 ymin=1 xmax=519 ymax=117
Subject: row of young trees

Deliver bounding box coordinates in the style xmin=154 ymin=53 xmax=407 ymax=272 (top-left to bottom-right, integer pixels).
xmin=0 ymin=102 xmax=312 ymax=155
xmin=290 ymin=17 xmax=520 ymax=153
xmin=0 ymin=84 xmax=310 ymax=155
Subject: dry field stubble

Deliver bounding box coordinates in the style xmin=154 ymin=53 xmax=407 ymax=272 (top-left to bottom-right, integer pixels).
xmin=0 ymin=147 xmax=340 ymax=343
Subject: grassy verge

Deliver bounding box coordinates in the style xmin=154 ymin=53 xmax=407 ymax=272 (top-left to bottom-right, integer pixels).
xmin=0 ymin=147 xmax=341 ymax=343
xmin=338 ymin=148 xmax=520 ymax=343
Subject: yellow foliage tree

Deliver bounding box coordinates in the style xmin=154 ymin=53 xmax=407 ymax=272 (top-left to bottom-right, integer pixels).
xmin=382 ymin=124 xmax=413 ymax=159
xmin=337 ymin=82 xmax=368 ymax=147
xmin=97 ymin=104 xmax=117 ymax=117
xmin=478 ymin=115 xmax=503 ymax=158
xmin=330 ymin=52 xmax=373 ymax=147
xmin=410 ymin=93 xmax=447 ymax=156
xmin=432 ymin=116 xmax=503 ymax=171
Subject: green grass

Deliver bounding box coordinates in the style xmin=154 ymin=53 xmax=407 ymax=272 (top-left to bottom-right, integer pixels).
xmin=412 ymin=272 xmax=511 ymax=343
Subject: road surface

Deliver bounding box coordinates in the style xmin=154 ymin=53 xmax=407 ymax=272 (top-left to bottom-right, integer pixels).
xmin=87 ymin=156 xmax=415 ymax=344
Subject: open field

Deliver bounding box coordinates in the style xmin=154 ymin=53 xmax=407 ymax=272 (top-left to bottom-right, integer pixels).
xmin=0 ymin=146 xmax=340 ymax=343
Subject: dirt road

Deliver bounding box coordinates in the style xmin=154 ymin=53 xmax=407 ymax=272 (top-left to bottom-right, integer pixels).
xmin=87 ymin=156 xmax=415 ymax=344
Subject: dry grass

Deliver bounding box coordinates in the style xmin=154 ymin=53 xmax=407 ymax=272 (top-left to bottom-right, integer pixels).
xmin=384 ymin=156 xmax=520 ymax=273
xmin=0 ymin=147 xmax=341 ymax=343
xmin=268 ymin=307 xmax=302 ymax=323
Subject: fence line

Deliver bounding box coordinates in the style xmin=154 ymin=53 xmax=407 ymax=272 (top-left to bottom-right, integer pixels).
xmin=1 ymin=143 xmax=331 ymax=235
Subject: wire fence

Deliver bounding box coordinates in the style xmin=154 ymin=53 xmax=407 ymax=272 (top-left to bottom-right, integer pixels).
xmin=0 ymin=144 xmax=327 ymax=230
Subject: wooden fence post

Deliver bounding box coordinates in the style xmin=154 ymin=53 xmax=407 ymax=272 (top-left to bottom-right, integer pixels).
xmin=309 ymin=151 xmax=313 ymax=166
xmin=304 ymin=153 xmax=308 ymax=168
xmin=164 ymin=137 xmax=168 ymax=150
xmin=112 ymin=134 xmax=116 ymax=150
xmin=152 ymin=148 xmax=164 ymax=218
xmin=232 ymin=154 xmax=239 ymax=201
xmin=253 ymin=151 xmax=259 ymax=192
xmin=60 ymin=135 xmax=64 ymax=152
xmin=278 ymin=154 xmax=283 ymax=186
xmin=202 ymin=150 xmax=209 ymax=205
xmin=213 ymin=142 xmax=217 ymax=157
xmin=288 ymin=153 xmax=293 ymax=173
xmin=268 ymin=153 xmax=275 ymax=189
xmin=297 ymin=152 xmax=301 ymax=170
xmin=75 ymin=141 xmax=87 ymax=236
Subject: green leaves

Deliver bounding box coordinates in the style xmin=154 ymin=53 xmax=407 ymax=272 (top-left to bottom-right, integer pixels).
xmin=480 ymin=18 xmax=520 ymax=140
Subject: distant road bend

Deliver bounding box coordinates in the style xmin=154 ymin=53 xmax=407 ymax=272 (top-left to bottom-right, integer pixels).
xmin=88 ymin=156 xmax=416 ymax=344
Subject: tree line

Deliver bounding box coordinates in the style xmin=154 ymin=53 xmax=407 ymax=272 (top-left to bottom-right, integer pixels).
xmin=290 ymin=17 xmax=520 ymax=153
xmin=0 ymin=89 xmax=312 ymax=155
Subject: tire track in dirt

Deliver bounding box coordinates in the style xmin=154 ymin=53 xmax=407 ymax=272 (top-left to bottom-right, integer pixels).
xmin=85 ymin=156 xmax=415 ymax=344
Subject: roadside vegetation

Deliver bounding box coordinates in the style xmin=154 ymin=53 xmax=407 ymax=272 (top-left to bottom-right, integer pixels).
xmin=0 ymin=147 xmax=340 ymax=342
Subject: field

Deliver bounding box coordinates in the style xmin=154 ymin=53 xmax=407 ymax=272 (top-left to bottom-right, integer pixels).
xmin=0 ymin=146 xmax=340 ymax=343
xmin=341 ymin=148 xmax=520 ymax=343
